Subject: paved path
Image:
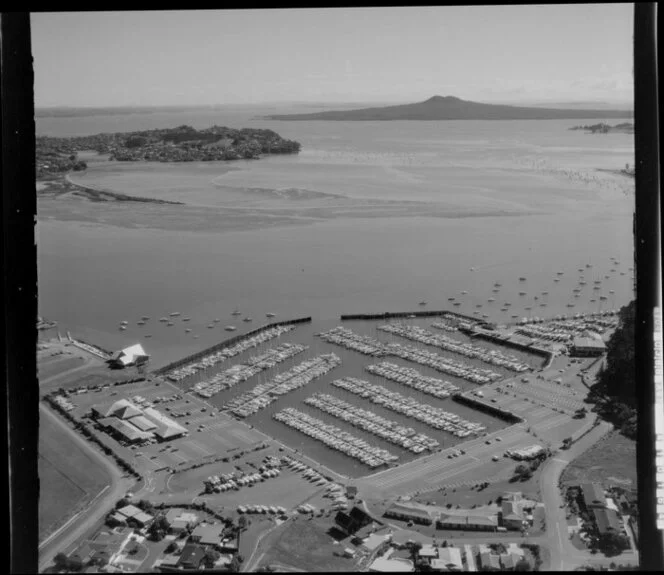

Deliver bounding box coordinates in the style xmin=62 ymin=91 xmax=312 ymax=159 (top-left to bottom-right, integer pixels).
xmin=38 ymin=403 xmax=135 ymax=573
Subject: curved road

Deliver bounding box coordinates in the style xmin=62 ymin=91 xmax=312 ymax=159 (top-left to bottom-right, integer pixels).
xmin=537 ymin=419 xmax=639 ymax=570
xmin=38 ymin=403 xmax=136 ymax=573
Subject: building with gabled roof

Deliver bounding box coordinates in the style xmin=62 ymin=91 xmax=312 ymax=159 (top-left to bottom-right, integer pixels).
xmin=177 ymin=543 xmax=206 ymax=569
xmin=431 ymin=547 xmax=463 ymax=570
xmin=190 ymin=523 xmax=224 ymax=547
xmin=384 ymin=503 xmax=434 ymax=525
xmin=110 ymin=343 xmax=150 ymax=368
xmin=592 ymin=507 xmax=623 ymax=535
xmin=580 ymin=483 xmax=607 ymax=510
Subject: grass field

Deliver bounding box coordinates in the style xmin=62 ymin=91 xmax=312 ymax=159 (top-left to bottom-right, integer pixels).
xmin=257 ymin=518 xmax=357 ymax=572
xmin=560 ymin=430 xmax=637 ymax=488
xmin=39 ymin=411 xmax=112 ymax=541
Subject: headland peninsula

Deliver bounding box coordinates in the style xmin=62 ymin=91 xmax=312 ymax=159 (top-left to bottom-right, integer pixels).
xmin=264 ymin=95 xmax=634 ymax=121
xmin=36 ymin=125 xmax=302 ymax=204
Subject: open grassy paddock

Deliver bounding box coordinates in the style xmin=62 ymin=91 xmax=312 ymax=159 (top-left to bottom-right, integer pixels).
xmin=560 ymin=429 xmax=637 ymax=488
xmin=39 ymin=410 xmax=112 ymax=541
xmin=256 ymin=517 xmax=358 ymax=572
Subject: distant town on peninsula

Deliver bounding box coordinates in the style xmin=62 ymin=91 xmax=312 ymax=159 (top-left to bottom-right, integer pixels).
xmin=569 ymin=123 xmax=634 ymax=134
xmin=36 ymin=125 xmax=302 ymax=177
xmin=265 ymin=95 xmax=634 ymax=121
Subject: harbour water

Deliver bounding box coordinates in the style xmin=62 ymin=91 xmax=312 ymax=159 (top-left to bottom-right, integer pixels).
xmin=37 ymin=108 xmax=634 ymax=477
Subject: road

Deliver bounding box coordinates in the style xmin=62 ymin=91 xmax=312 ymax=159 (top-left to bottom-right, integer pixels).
xmin=38 ymin=403 xmax=136 ymax=573
xmin=537 ymin=419 xmax=639 ymax=570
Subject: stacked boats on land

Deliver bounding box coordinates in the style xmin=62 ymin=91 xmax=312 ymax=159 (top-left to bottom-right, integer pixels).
xmin=273 ymin=407 xmax=397 ymax=468
xmin=363 ymin=361 xmax=459 ymax=399
xmin=378 ymin=323 xmax=529 ymax=373
xmin=192 ymin=343 xmax=308 ymax=398
xmin=204 ymin=466 xmax=281 ymax=493
xmin=515 ymin=311 xmax=619 ymax=343
xmin=332 ymin=376 xmax=485 ymax=438
xmin=225 ymin=354 xmax=341 ymax=418
xmin=166 ymin=324 xmax=296 ymax=382
xmin=304 ymin=393 xmax=439 ymax=454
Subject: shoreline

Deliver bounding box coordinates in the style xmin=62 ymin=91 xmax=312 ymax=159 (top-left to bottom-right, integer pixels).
xmin=36 ymin=172 xmax=185 ymax=205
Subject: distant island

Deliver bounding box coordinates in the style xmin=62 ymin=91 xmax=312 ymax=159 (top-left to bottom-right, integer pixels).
xmin=36 ymin=125 xmax=301 ymax=178
xmin=264 ymin=95 xmax=633 ymax=121
xmin=569 ymin=122 xmax=634 ymax=134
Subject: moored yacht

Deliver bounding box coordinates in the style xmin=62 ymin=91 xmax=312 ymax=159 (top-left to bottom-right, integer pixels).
xmin=266 ymin=313 xmax=276 ymax=318
xmin=225 ymin=325 xmax=237 ymax=331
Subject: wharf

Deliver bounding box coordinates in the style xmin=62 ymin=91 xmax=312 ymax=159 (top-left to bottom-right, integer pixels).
xmin=152 ymin=316 xmax=311 ymax=376
xmin=461 ymin=325 xmax=554 ymax=360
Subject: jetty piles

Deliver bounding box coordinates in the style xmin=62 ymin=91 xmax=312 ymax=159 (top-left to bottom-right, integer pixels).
xmin=152 ymin=316 xmax=312 ymax=377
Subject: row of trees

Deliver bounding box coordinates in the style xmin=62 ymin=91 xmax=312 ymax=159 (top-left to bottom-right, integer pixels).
xmin=586 ymin=301 xmax=636 ymax=438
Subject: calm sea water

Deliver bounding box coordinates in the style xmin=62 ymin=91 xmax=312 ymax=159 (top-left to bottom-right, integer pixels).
xmin=36 ymin=108 xmax=634 ymax=476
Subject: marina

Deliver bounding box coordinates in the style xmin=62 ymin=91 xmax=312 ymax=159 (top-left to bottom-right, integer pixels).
xmin=331 ymin=376 xmax=486 ymax=438
xmin=304 ymin=393 xmax=439 ymax=453
xmin=225 ymin=353 xmax=342 ymax=417
xmin=191 ymin=342 xmax=308 ymax=398
xmin=273 ymin=407 xmax=398 ymax=468
xmin=364 ymin=361 xmax=459 ymax=399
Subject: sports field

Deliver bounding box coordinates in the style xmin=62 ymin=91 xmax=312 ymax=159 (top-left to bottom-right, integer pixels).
xmin=39 ymin=411 xmax=112 ymax=541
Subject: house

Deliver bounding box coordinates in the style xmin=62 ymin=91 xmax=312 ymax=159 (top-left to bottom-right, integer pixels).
xmin=177 ymin=543 xmax=206 ymax=569
xmin=431 ymin=547 xmax=463 ymax=571
xmin=335 ymin=506 xmax=374 ymax=535
xmin=70 ymin=527 xmax=133 ymax=567
xmin=479 ymin=551 xmax=501 ymax=570
xmin=418 ymin=544 xmax=438 ymax=560
xmin=580 ymin=483 xmax=607 ymax=511
xmin=363 ymin=533 xmax=390 ymax=552
xmin=142 ymin=407 xmax=188 ymax=442
xmin=500 ymin=501 xmax=527 ymax=530
xmin=117 ymin=504 xmax=142 ymax=520
xmin=369 ymin=556 xmax=415 ymax=572
xmin=190 ymin=523 xmax=224 ymax=547
xmin=110 ymin=343 xmax=150 ymax=368
xmin=164 ymin=509 xmax=199 ymax=533
xmin=592 ymin=507 xmax=624 ymax=535
xmin=384 ymin=503 xmax=434 ymax=525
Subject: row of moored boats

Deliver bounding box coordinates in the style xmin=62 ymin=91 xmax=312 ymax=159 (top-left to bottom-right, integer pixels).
xmin=166 ymin=324 xmax=296 ymax=382
xmin=273 ymin=407 xmax=397 ymax=468
xmin=304 ymin=393 xmax=439 ymax=454
xmin=378 ymin=323 xmax=530 ymax=372
xmin=317 ymin=326 xmax=387 ymax=356
xmin=332 ymin=376 xmax=485 ymax=438
xmin=225 ymin=354 xmax=342 ymax=418
xmin=363 ymin=361 xmax=459 ymax=399
xmin=192 ymin=343 xmax=308 ymax=398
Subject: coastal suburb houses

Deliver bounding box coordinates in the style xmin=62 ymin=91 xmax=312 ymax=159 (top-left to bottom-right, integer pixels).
xmin=383 ymin=492 xmax=536 ymax=532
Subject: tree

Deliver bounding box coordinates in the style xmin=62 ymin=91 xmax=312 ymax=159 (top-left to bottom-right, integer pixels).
xmin=514 ymin=558 xmax=531 ymax=571
xmin=203 ymin=549 xmax=221 ymax=568
xmin=229 ymin=556 xmax=242 ymax=572
xmin=596 ymin=531 xmax=630 ymax=557
xmin=406 ymin=541 xmax=423 ymax=564
xmin=53 ymin=553 xmax=69 ymax=569
xmin=165 ymin=541 xmax=178 ymax=553
xmin=238 ymin=515 xmax=248 ymax=531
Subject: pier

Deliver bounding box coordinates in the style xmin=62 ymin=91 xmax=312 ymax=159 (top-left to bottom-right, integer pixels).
xmin=340 ymin=309 xmax=493 ymax=328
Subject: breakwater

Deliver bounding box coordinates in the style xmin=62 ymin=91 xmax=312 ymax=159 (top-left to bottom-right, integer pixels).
xmin=452 ymin=393 xmax=523 ymax=424
xmin=462 ymin=327 xmax=553 ymax=360
xmin=340 ymin=309 xmax=492 ymax=326
xmin=152 ymin=317 xmax=312 ymax=376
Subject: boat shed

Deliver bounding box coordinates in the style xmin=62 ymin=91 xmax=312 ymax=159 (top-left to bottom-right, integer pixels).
xmin=110 ymin=343 xmax=150 ymax=368
xmin=571 ymin=337 xmax=606 ymax=357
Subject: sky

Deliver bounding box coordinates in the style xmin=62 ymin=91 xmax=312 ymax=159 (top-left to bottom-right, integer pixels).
xmin=31 ymin=5 xmax=634 ymax=108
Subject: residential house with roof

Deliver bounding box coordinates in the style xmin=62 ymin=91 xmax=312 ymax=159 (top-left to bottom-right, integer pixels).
xmin=479 ymin=550 xmax=501 ymax=571
xmin=190 ymin=523 xmax=225 ymax=548
xmin=335 ymin=506 xmax=374 ymax=535
xmin=431 ymin=546 xmax=464 ymax=571
xmin=164 ymin=509 xmax=199 ymax=534
xmin=116 ymin=504 xmax=153 ymax=528
xmin=579 ymin=483 xmax=608 ymax=511
xmin=592 ymin=507 xmax=624 ymax=536
xmin=390 ymin=529 xmax=432 ymax=549
xmin=177 ymin=543 xmax=207 ymax=570
xmin=500 ymin=500 xmax=527 ymax=530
